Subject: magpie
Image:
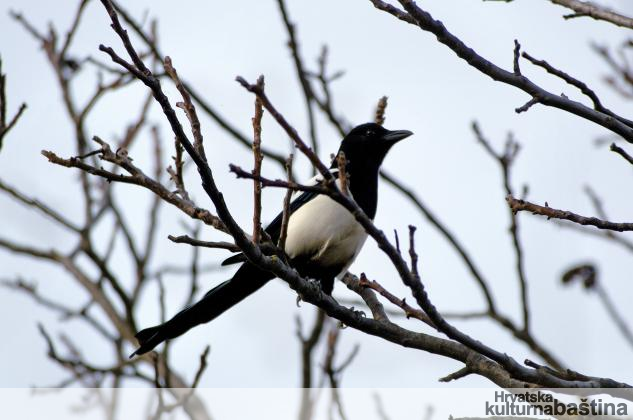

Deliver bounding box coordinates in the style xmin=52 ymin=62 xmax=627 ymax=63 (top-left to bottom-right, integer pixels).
xmin=131 ymin=123 xmax=412 ymax=356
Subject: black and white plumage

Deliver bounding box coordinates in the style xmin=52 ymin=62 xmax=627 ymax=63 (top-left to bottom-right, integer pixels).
xmin=131 ymin=123 xmax=412 ymax=356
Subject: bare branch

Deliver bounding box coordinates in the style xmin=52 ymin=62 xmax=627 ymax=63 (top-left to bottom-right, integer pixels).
xmin=0 ymin=178 xmax=81 ymax=232
xmin=236 ymin=76 xmax=334 ymax=180
xmin=380 ymin=170 xmax=497 ymax=312
xmin=373 ymin=394 xmax=392 ymax=420
xmin=276 ymin=0 xmax=319 ymax=159
xmin=140 ymin=127 xmax=164 ymax=273
xmin=369 ymin=0 xmax=633 ymax=142
xmin=439 ymin=366 xmax=473 ymax=383
xmin=167 ymin=136 xmax=191 ymax=203
xmin=0 ymin=56 xmax=27 ymax=150
xmin=296 ymin=309 xmax=326 ymax=389
xmin=513 ymin=39 xmax=522 ymax=75
xmin=106 ymin=0 xmax=288 ymax=169
xmin=340 ymin=273 xmax=389 ymax=323
xmin=359 ymin=273 xmax=432 ymax=326
xmin=168 ymin=235 xmax=240 ymax=252
xmin=164 ymin=56 xmax=207 ymax=161
xmin=1 ymin=277 xmax=114 ymax=341
xmin=407 ymin=225 xmax=419 ymax=276
xmin=522 ymin=51 xmax=633 ymax=128
xmin=595 ymin=283 xmax=633 ymax=350
xmin=251 ymin=76 xmax=265 ymax=244
xmin=549 ymin=0 xmax=633 ymax=30
xmin=311 ymin=45 xmax=350 ymax=136
xmin=610 ymin=142 xmax=633 ymax=166
xmin=508 ymin=196 xmax=633 ymax=232
xmin=60 ymin=0 xmax=90 ymax=58
xmin=323 ymin=327 xmax=355 ymax=420
xmin=562 ymin=264 xmax=633 ymax=350
xmin=42 ymin=139 xmax=227 ymax=233
xmin=151 ymin=345 xmax=211 ymax=418
xmin=9 ymin=10 xmax=47 ymax=42
xmin=472 ymin=123 xmax=530 ymax=332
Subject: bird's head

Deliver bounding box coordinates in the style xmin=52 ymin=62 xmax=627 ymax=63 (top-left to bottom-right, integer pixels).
xmin=335 ymin=123 xmax=413 ymax=171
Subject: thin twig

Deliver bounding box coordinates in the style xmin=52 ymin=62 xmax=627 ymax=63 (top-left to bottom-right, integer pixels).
xmin=408 ymin=225 xmax=419 ymax=276
xmin=323 ymin=327 xmax=353 ymax=420
xmin=42 ymin=140 xmax=227 ymax=233
xmin=0 ymin=56 xmax=27 ymax=150
xmin=373 ymin=394 xmax=392 ymax=420
xmin=522 ymin=51 xmax=633 ymax=128
xmin=312 ymin=45 xmax=349 ymax=136
xmin=439 ymin=366 xmax=473 ymax=383
xmin=359 ymin=273 xmax=432 ymax=326
xmin=380 ymin=170 xmax=496 ymax=312
xmin=610 ymin=143 xmax=633 ymax=166
xmin=236 ymin=76 xmax=333 ymax=180
xmin=473 ymin=123 xmax=530 ymax=332
xmin=0 ymin=178 xmax=81 ymax=232
xmin=168 ymin=235 xmax=241 ymax=252
xmin=549 ymin=0 xmax=633 ymax=30
xmin=595 ymin=284 xmax=633 ymax=350
xmin=278 ymin=153 xmax=294 ymax=250
xmin=508 ymin=196 xmax=633 ymax=231
xmin=164 ymin=56 xmax=207 ymax=161
xmin=252 ymin=75 xmax=265 ymax=243
xmin=276 ymin=0 xmax=319 ymax=161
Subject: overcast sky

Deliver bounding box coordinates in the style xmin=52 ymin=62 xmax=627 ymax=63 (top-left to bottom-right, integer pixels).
xmin=1 ymin=0 xmax=632 ymax=395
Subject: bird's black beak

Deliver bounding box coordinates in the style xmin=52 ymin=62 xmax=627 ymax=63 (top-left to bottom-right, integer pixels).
xmin=382 ymin=129 xmax=413 ymax=144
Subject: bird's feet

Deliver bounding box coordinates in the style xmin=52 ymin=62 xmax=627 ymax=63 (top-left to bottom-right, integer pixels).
xmin=352 ymin=307 xmax=367 ymax=319
xmin=347 ymin=306 xmax=367 ymax=321
xmin=296 ymin=278 xmax=324 ymax=307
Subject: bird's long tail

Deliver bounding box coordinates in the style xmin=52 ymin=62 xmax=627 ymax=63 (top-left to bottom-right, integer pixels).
xmin=131 ymin=263 xmax=274 ymax=357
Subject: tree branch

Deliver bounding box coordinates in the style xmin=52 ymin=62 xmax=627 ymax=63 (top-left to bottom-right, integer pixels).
xmin=507 ymin=196 xmax=633 ymax=232
xmin=549 ymin=0 xmax=633 ymax=30
xmin=369 ymin=0 xmax=633 ymax=142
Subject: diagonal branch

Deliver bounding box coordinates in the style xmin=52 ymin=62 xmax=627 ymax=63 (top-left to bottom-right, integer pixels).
xmin=0 ymin=178 xmax=81 ymax=232
xmin=276 ymin=0 xmax=319 ymax=160
xmin=522 ymin=51 xmax=633 ymax=128
xmin=610 ymin=143 xmax=633 ymax=166
xmin=359 ymin=273 xmax=432 ymax=326
xmin=368 ymin=0 xmax=633 ymax=143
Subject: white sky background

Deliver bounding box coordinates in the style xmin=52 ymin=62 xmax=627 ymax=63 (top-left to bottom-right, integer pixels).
xmin=0 ymin=0 xmax=632 ymax=390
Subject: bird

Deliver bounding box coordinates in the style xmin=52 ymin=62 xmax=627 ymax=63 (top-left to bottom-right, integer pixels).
xmin=131 ymin=122 xmax=412 ymax=356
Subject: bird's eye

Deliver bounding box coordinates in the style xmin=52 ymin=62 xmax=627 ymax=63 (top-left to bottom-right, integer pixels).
xmin=366 ymin=129 xmax=374 ymax=136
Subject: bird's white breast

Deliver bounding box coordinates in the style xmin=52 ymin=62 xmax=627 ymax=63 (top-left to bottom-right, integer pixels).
xmin=284 ymin=193 xmax=368 ymax=276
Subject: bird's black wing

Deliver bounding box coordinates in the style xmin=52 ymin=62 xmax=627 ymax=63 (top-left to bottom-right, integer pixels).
xmin=221 ymin=170 xmax=337 ymax=266
xmin=133 ymin=179 xmax=330 ymax=355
